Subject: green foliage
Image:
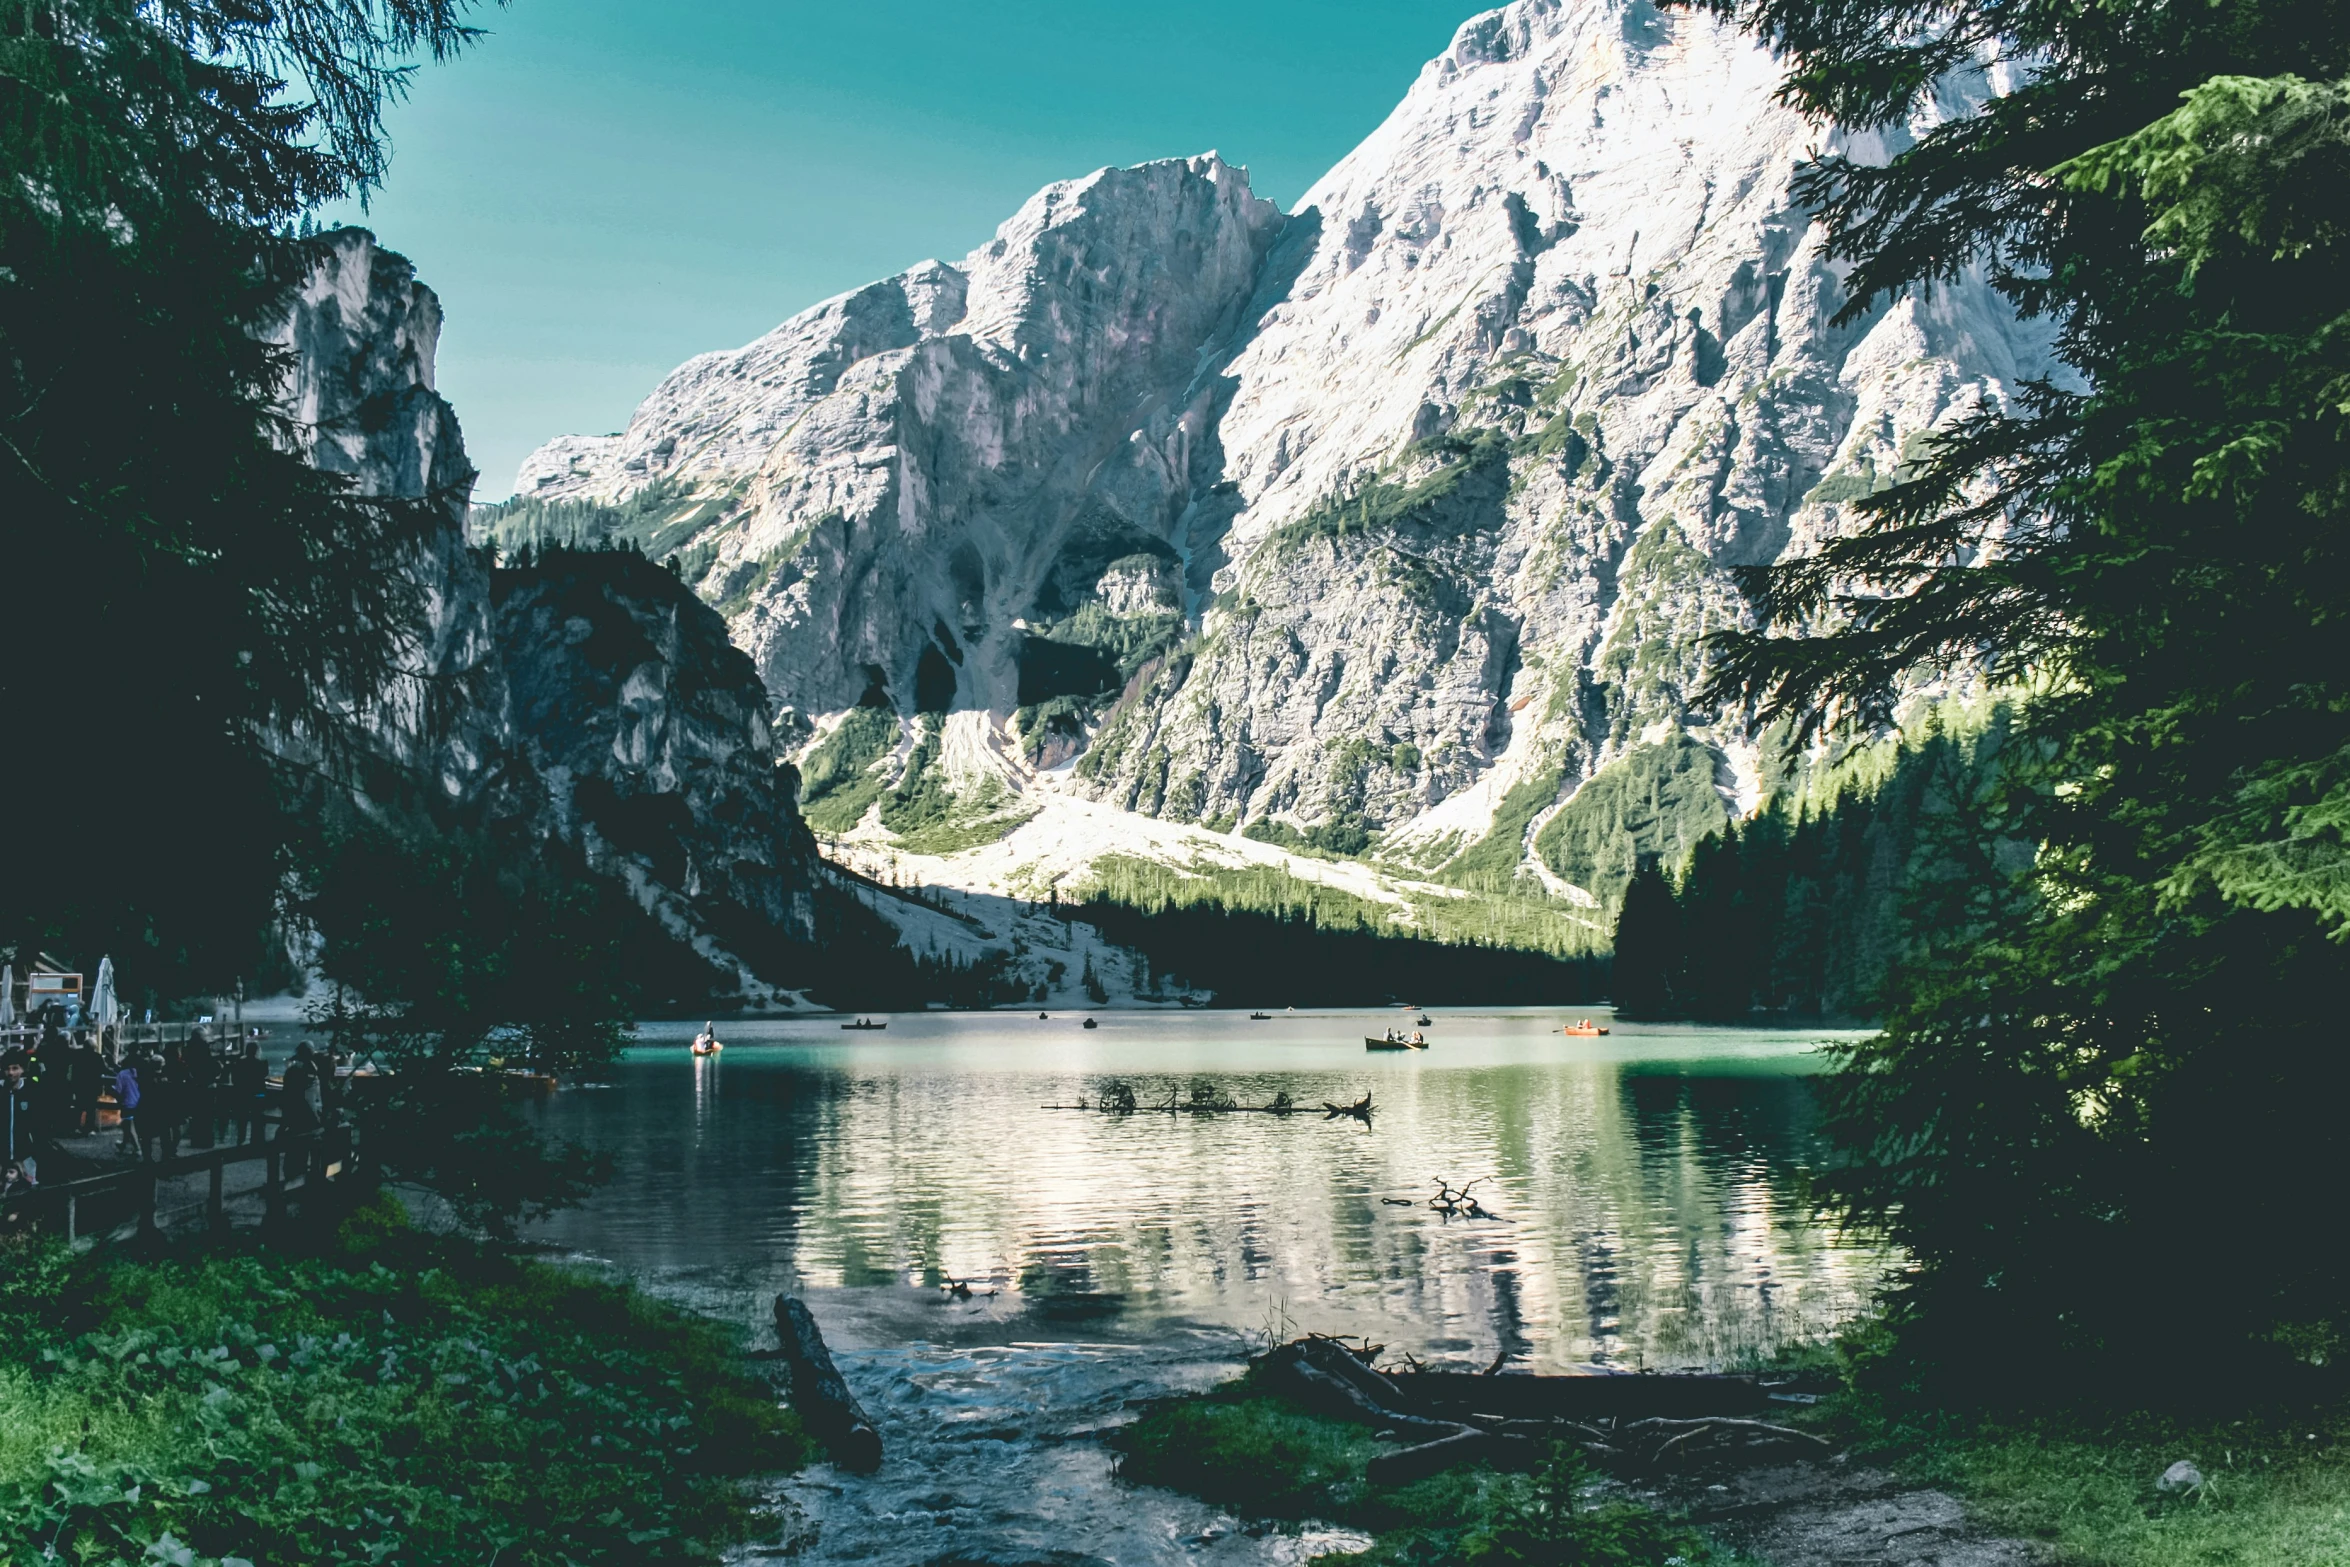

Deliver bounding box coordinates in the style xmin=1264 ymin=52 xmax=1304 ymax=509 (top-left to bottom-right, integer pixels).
xmin=1535 ymin=737 xmax=1730 ymax=910
xmin=1610 ymin=710 xmax=2023 ymax=1020
xmin=873 ymin=720 xmax=1035 ymax=853
xmin=292 ymin=811 xmax=660 ymax=1235
xmin=1013 ymin=694 xmax=1096 ymax=762
xmin=1268 ymin=430 xmax=1515 ymax=556
xmin=798 ymin=706 xmax=900 ymax=833
xmin=0 ymin=1208 xmax=807 ymax=1566
xmin=1244 ymin=816 xmax=1373 ymax=859
xmin=1689 ymin=0 xmax=2350 ymax=1386
xmin=1459 ymin=1445 xmax=1682 ymax=1567
xmin=1593 ymin=523 xmax=1733 ymax=742
xmin=1112 ymin=1382 xmax=1705 ymax=1567
xmin=0 ymin=0 xmax=494 ymax=996
xmin=1033 ymin=602 xmax=1185 ymax=684
xmin=1441 ymin=762 xmax=1568 ymax=890
xmin=474 ymin=478 xmax=746 ymax=566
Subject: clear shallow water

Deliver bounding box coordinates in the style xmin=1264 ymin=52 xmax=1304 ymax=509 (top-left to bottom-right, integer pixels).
xmin=524 ymin=1007 xmax=1884 ymax=1563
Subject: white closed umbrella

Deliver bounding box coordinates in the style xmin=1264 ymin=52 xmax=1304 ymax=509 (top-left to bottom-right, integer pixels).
xmin=90 ymin=956 xmax=117 ymax=1032
xmin=0 ymin=965 xmax=14 ymax=1027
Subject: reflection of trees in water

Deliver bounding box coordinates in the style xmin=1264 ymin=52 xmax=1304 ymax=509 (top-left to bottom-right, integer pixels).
xmin=530 ymin=1059 xmax=839 ymax=1276
xmin=767 ymin=1060 xmax=1878 ymax=1369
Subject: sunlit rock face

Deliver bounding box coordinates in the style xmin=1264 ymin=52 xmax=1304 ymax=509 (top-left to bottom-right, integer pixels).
xmin=278 ymin=231 xmax=820 ymax=991
xmin=271 ymin=229 xmax=509 ymax=799
xmin=510 ymin=0 xmax=2051 ymax=897
xmin=513 ymin=155 xmax=1282 ymax=722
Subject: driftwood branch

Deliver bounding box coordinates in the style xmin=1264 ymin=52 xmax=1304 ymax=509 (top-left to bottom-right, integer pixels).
xmin=1249 ymin=1336 xmax=1838 ymax=1487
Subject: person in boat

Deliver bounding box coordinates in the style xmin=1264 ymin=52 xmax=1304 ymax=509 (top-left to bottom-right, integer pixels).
xmin=692 ymin=1021 xmax=719 ymax=1052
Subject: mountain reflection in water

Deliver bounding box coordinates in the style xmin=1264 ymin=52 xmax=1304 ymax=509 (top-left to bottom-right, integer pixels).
xmin=528 ymin=1008 xmax=1882 ymax=1372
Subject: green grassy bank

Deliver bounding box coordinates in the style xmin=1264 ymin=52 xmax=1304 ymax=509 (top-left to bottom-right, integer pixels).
xmin=1816 ymin=1383 xmax=2350 ymax=1565
xmin=1110 ymin=1371 xmax=1721 ymax=1566
xmin=0 ymin=1200 xmax=807 ymax=1566
xmin=1116 ymin=1349 xmax=2350 ymax=1565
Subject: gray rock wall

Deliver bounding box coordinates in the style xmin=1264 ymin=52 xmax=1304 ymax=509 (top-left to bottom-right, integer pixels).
xmin=278 ymin=230 xmax=822 ymax=997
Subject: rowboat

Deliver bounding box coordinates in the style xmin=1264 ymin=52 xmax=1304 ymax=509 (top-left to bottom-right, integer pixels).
xmin=840 ymin=1018 xmax=887 ymax=1031
xmin=1366 ymin=1034 xmax=1428 ymax=1051
xmin=1560 ymin=1020 xmax=1610 ymax=1037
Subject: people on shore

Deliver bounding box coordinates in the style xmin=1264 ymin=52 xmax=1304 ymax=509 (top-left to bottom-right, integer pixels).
xmin=69 ymin=1032 xmax=103 ymax=1135
xmin=33 ymin=1026 xmax=68 ymax=1138
xmin=114 ymin=1053 xmax=145 ymax=1160
xmin=279 ymin=1043 xmax=323 ymax=1180
xmin=2 ymin=1051 xmax=38 ymax=1187
xmin=231 ymin=1042 xmax=268 ymax=1145
xmin=177 ymin=1033 xmax=215 ymax=1149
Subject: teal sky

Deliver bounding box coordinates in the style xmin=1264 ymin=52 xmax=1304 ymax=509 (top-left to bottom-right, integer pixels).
xmin=336 ymin=0 xmax=1493 ymax=499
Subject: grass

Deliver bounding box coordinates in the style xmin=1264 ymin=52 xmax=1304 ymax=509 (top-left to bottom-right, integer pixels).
xmin=1111 ymin=1373 xmax=1717 ymax=1566
xmin=0 ymin=1197 xmax=808 ymax=1565
xmin=1820 ymin=1389 xmax=2350 ymax=1566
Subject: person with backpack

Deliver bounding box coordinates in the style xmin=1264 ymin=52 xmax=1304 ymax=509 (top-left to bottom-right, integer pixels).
xmin=114 ymin=1053 xmax=144 ymax=1160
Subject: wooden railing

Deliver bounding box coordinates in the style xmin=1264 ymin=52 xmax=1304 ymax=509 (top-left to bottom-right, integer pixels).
xmin=8 ymin=1122 xmax=361 ymax=1245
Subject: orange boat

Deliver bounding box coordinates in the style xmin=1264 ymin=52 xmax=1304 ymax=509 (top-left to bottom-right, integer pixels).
xmin=1560 ymin=1019 xmax=1610 ymax=1037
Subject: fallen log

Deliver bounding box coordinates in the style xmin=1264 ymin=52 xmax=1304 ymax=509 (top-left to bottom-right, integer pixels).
xmin=774 ymin=1295 xmax=883 ymax=1473
xmin=1384 ymin=1369 xmax=1772 ymax=1421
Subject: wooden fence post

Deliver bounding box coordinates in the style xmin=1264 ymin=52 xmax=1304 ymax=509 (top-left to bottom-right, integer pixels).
xmin=263 ymin=1143 xmax=284 ymax=1230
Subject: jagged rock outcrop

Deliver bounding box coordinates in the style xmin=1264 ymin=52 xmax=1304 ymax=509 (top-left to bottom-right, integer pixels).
xmin=493 ymin=549 xmax=819 ymax=951
xmin=278 ymin=230 xmax=821 ymax=999
xmin=501 ymin=0 xmax=2055 ymax=923
xmin=270 ymin=229 xmax=508 ymax=799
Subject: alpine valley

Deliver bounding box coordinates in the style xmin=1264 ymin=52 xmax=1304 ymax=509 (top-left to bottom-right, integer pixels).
xmin=472 ymin=0 xmax=2053 ymax=1000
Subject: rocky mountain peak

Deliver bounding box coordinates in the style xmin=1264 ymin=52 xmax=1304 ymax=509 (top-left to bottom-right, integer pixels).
xmin=493 ymin=0 xmax=2052 ymax=947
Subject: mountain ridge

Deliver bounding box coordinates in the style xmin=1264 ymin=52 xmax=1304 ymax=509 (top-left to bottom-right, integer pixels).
xmin=485 ymin=0 xmax=2052 ymax=944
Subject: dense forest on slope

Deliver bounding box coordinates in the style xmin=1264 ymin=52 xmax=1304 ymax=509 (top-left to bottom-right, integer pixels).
xmin=1612 ymin=710 xmax=2023 ymax=1020
xmin=1065 ymin=895 xmax=1605 ymax=1008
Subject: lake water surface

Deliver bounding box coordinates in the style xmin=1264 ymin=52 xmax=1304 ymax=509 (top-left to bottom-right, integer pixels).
xmin=524 ymin=1007 xmax=1884 ymax=1563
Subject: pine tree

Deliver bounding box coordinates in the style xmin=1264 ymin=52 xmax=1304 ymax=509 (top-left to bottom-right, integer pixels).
xmin=1608 ymin=855 xmax=1683 ymax=1018
xmin=1692 ymin=0 xmax=2350 ymax=1388
xmin=2 ymin=1 xmax=494 ymax=992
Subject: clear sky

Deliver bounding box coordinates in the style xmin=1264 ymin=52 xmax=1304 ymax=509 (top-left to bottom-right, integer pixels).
xmin=333 ymin=0 xmax=1494 ymax=499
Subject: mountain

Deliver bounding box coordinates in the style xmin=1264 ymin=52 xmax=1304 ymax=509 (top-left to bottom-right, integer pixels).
xmin=277 ymin=230 xmax=823 ymax=1009
xmin=489 ymin=0 xmax=2053 ymax=951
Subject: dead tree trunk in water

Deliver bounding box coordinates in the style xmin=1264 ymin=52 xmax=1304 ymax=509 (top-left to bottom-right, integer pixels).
xmin=774 ymin=1295 xmax=883 ymax=1473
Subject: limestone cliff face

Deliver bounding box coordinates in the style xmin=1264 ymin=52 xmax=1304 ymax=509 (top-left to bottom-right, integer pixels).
xmin=270 ymin=230 xmax=506 ymax=800
xmin=508 ymin=154 xmax=1282 ymax=721
xmin=281 ymin=230 xmax=820 ymax=995
xmin=504 ymin=0 xmax=2053 ymax=914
